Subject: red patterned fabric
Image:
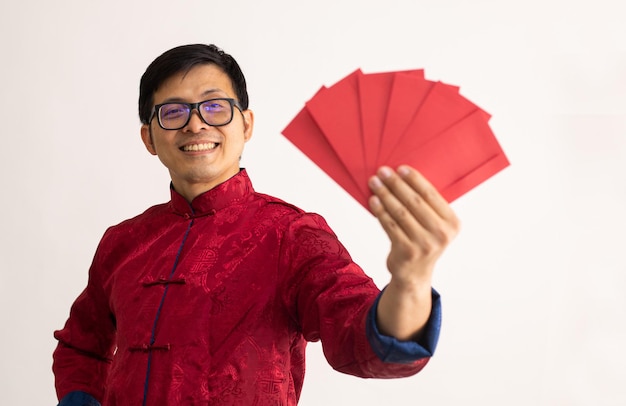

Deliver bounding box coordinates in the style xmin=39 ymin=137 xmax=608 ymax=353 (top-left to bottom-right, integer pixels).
xmin=53 ymin=170 xmax=428 ymax=405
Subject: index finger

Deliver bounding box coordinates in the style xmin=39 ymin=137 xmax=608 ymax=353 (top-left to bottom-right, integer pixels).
xmin=397 ymin=165 xmax=458 ymax=223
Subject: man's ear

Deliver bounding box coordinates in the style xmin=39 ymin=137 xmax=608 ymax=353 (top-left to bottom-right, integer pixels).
xmin=140 ymin=124 xmax=157 ymax=155
xmin=242 ymin=109 xmax=254 ymax=143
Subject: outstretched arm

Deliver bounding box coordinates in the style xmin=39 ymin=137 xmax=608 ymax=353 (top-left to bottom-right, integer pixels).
xmin=368 ymin=165 xmax=460 ymax=341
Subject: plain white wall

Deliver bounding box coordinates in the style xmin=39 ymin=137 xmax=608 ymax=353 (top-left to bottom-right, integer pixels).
xmin=1 ymin=0 xmax=625 ymax=404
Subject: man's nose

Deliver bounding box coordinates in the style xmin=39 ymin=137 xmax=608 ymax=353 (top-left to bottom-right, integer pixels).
xmin=183 ymin=110 xmax=208 ymax=133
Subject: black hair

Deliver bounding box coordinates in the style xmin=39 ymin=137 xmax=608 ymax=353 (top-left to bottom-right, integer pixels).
xmin=138 ymin=44 xmax=249 ymax=125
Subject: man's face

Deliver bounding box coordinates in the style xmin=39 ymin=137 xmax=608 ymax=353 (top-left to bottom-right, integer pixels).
xmin=141 ymin=64 xmax=254 ymax=200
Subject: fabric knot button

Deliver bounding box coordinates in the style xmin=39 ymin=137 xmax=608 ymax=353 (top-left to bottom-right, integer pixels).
xmin=129 ymin=343 xmax=171 ymax=352
xmin=141 ymin=277 xmax=186 ymax=287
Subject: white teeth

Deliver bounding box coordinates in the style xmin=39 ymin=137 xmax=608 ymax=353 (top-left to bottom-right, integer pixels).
xmin=182 ymin=143 xmax=217 ymax=152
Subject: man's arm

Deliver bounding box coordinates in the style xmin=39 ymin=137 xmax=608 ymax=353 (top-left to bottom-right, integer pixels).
xmin=53 ymin=241 xmax=116 ymax=404
xmin=368 ymin=165 xmax=460 ymax=341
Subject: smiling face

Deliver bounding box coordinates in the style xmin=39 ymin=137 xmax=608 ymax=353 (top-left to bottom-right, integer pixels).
xmin=141 ymin=64 xmax=254 ymax=202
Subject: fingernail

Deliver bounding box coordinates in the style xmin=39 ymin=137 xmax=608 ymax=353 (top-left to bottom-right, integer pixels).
xmin=378 ymin=166 xmax=393 ymax=178
xmin=369 ymin=195 xmax=381 ymax=209
xmin=398 ymin=165 xmax=410 ymax=177
xmin=369 ymin=176 xmax=383 ymax=189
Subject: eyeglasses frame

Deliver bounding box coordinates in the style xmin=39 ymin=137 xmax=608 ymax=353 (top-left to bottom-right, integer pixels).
xmin=150 ymin=97 xmax=244 ymax=130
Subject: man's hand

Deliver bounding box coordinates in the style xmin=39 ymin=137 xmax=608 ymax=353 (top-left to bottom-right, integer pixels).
xmin=368 ymin=165 xmax=460 ymax=341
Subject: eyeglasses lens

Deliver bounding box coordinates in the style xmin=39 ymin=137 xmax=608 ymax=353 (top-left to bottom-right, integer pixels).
xmin=199 ymin=99 xmax=232 ymax=126
xmin=159 ymin=104 xmax=190 ymax=130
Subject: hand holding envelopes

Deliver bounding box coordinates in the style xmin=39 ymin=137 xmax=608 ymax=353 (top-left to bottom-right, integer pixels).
xmin=282 ymin=69 xmax=509 ymax=212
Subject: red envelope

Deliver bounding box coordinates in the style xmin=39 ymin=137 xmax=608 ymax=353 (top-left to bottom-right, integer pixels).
xmin=306 ymin=70 xmax=369 ymax=197
xmin=384 ymin=81 xmax=485 ymax=164
xmin=384 ymin=109 xmax=509 ymax=202
xmin=358 ymin=70 xmax=424 ymax=171
xmin=358 ymin=71 xmax=394 ymax=172
xmin=281 ymin=68 xmax=509 ymax=213
xmin=282 ymin=87 xmax=369 ymax=208
xmin=378 ymin=72 xmax=435 ymax=166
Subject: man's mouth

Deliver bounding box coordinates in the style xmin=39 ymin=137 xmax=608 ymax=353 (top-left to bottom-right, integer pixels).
xmin=181 ymin=142 xmax=219 ymax=152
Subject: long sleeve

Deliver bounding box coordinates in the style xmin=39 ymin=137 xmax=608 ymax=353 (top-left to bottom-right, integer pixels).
xmin=52 ymin=238 xmax=117 ymax=402
xmin=280 ymin=213 xmax=434 ymax=379
xmin=366 ymin=288 xmax=442 ymax=363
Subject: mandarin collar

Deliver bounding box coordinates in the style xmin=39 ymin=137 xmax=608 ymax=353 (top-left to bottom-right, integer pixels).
xmin=169 ymin=169 xmax=254 ymax=218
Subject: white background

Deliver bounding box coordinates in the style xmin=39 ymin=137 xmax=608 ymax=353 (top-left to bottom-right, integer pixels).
xmin=1 ymin=0 xmax=625 ymax=404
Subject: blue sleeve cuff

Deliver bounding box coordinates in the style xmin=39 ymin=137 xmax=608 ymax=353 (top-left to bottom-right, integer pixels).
xmin=58 ymin=391 xmax=101 ymax=406
xmin=366 ymin=288 xmax=442 ymax=363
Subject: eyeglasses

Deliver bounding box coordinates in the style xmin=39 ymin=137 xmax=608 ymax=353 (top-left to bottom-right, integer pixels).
xmin=151 ymin=98 xmax=243 ymax=130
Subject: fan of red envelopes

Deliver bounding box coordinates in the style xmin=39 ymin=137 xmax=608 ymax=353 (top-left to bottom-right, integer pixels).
xmin=281 ymin=68 xmax=510 ymax=212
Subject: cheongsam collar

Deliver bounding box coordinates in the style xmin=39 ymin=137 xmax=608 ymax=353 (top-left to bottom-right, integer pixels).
xmin=169 ymin=169 xmax=254 ymax=218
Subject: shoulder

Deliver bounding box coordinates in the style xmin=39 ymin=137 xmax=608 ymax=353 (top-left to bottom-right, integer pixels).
xmin=249 ymin=193 xmax=343 ymax=253
xmin=253 ymin=192 xmax=332 ymax=228
xmin=254 ymin=192 xmax=302 ymax=214
xmin=98 ymin=201 xmax=171 ymax=244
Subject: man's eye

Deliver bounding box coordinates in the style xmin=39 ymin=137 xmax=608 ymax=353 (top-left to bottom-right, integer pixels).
xmin=202 ymin=101 xmax=228 ymax=112
xmin=162 ymin=105 xmax=188 ymax=118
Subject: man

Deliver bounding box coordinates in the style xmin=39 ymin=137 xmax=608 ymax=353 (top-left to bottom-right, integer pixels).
xmin=53 ymin=44 xmax=460 ymax=405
